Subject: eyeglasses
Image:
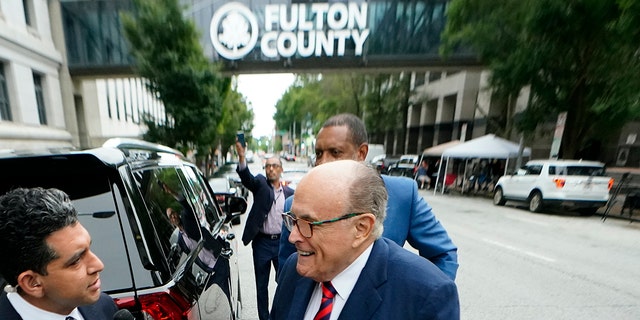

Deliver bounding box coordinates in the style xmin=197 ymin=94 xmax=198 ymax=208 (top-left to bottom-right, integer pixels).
xmin=281 ymin=211 xmax=367 ymax=238
xmin=264 ymin=163 xmax=281 ymax=169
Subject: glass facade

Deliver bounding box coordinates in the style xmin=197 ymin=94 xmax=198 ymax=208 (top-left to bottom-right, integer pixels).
xmin=61 ymin=0 xmax=475 ymax=74
xmin=61 ymin=0 xmax=135 ymax=72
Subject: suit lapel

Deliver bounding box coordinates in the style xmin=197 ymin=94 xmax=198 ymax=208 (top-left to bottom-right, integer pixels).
xmin=288 ymin=277 xmax=316 ymax=319
xmin=337 ymin=239 xmax=388 ymax=320
xmin=0 ymin=294 xmax=21 ymax=320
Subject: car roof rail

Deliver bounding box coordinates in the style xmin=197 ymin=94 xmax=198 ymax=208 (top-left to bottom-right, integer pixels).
xmin=102 ymin=138 xmax=185 ymax=159
xmin=0 ymin=146 xmax=77 ymax=158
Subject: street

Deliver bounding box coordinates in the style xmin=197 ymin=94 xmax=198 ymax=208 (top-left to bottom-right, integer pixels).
xmin=235 ymin=160 xmax=640 ymax=319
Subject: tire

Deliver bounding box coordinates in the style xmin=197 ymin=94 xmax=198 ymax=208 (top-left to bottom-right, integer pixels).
xmin=493 ymin=187 xmax=506 ymax=206
xmin=529 ymin=191 xmax=544 ymax=213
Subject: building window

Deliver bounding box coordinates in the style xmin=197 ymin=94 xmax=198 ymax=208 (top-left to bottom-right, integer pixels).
xmin=33 ymin=73 xmax=47 ymax=125
xmin=23 ymin=0 xmax=33 ymax=27
xmin=0 ymin=63 xmax=12 ymax=121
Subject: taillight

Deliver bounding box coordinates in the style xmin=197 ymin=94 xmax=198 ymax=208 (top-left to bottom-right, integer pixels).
xmin=553 ymin=178 xmax=566 ymax=188
xmin=114 ymin=288 xmax=192 ymax=319
xmin=608 ymin=178 xmax=614 ymax=190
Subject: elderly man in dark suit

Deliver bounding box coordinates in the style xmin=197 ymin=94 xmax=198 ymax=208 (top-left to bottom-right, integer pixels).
xmin=271 ymin=160 xmax=459 ymax=320
xmin=0 ymin=187 xmax=117 ymax=320
xmin=236 ymin=142 xmax=294 ymax=320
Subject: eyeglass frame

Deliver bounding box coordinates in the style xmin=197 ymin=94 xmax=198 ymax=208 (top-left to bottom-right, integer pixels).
xmin=264 ymin=163 xmax=281 ymax=169
xmin=281 ymin=211 xmax=368 ymax=238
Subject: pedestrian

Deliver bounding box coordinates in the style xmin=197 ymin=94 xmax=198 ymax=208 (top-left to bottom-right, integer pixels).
xmin=0 ymin=187 xmax=118 ymax=320
xmin=279 ymin=113 xmax=458 ymax=280
xmin=236 ymin=141 xmax=294 ymax=320
xmin=416 ymin=159 xmax=431 ymax=189
xmin=271 ymin=160 xmax=460 ymax=320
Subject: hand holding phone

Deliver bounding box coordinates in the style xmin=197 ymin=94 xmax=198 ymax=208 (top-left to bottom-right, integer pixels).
xmin=237 ymin=131 xmax=246 ymax=148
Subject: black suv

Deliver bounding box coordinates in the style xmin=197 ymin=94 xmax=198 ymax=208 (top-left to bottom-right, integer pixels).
xmin=0 ymin=138 xmax=246 ymax=320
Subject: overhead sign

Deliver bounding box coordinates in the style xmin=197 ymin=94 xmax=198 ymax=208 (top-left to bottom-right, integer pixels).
xmin=210 ymin=2 xmax=370 ymax=60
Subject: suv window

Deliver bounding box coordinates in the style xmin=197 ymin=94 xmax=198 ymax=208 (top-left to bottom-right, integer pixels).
xmin=549 ymin=165 xmax=606 ymax=176
xmin=525 ymin=165 xmax=543 ymax=175
xmin=76 ymin=186 xmax=142 ymax=293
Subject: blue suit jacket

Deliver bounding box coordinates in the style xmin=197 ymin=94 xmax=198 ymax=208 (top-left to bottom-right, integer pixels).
xmin=271 ymin=238 xmax=460 ymax=320
xmin=279 ymin=175 xmax=458 ymax=279
xmin=0 ymin=292 xmax=117 ymax=320
xmin=238 ymin=164 xmax=294 ymax=246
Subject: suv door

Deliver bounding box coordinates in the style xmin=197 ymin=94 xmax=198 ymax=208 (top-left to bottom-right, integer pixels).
xmin=182 ymin=166 xmax=241 ymax=319
xmin=129 ymin=164 xmax=237 ymax=319
xmin=503 ymin=164 xmax=543 ymax=199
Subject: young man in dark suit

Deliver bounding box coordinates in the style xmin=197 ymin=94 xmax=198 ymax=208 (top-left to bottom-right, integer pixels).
xmin=236 ymin=142 xmax=294 ymax=320
xmin=0 ymin=187 xmax=117 ymax=320
xmin=271 ymin=160 xmax=459 ymax=320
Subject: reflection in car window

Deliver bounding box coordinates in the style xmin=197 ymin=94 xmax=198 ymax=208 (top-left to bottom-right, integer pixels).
xmin=75 ymin=191 xmax=132 ymax=292
xmin=184 ymin=166 xmax=223 ymax=230
xmin=131 ymin=167 xmax=201 ymax=270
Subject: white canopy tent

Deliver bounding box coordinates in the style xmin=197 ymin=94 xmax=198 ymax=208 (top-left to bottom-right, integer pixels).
xmin=422 ymin=140 xmax=462 ymax=157
xmin=434 ymin=134 xmax=531 ymax=194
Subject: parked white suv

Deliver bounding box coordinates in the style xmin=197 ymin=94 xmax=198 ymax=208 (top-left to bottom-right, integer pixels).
xmin=493 ymin=159 xmax=613 ymax=214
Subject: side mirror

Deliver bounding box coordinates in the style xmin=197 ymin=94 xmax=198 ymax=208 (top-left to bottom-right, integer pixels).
xmin=516 ymin=168 xmax=527 ymax=175
xmin=227 ymin=196 xmax=248 ymax=215
xmin=223 ymin=195 xmax=247 ymax=225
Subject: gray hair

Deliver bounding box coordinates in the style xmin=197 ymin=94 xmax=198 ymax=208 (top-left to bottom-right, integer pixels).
xmin=344 ymin=162 xmax=387 ymax=238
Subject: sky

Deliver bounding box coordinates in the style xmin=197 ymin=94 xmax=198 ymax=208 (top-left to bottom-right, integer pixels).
xmin=236 ymin=73 xmax=295 ymax=138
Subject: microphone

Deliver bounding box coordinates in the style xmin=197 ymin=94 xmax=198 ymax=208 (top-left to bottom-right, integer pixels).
xmin=113 ymin=309 xmax=135 ymax=320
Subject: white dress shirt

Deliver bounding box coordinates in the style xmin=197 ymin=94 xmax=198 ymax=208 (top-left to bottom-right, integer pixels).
xmin=303 ymin=243 xmax=374 ymax=320
xmin=7 ymin=292 xmax=85 ymax=320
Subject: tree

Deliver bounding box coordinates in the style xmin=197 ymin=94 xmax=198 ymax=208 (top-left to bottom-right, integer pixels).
xmin=442 ymin=0 xmax=640 ymax=159
xmin=121 ymin=0 xmax=232 ymax=166
xmin=214 ymin=89 xmax=254 ymax=169
xmin=274 ymin=73 xmax=413 ymax=154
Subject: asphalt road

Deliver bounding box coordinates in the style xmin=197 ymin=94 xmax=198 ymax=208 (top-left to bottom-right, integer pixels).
xmin=234 ymin=160 xmax=640 ymax=319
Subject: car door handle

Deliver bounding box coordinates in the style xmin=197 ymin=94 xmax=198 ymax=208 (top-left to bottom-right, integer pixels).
xmin=220 ymin=248 xmax=233 ymax=259
xmin=196 ymin=271 xmax=207 ymax=286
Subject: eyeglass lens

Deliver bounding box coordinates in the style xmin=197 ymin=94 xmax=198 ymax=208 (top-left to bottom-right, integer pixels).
xmin=283 ymin=214 xmax=312 ymax=238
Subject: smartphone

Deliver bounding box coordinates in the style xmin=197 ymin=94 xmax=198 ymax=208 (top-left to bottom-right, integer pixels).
xmin=237 ymin=131 xmax=246 ymax=148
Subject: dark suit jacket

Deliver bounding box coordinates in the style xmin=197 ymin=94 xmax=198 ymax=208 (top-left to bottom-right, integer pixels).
xmin=279 ymin=175 xmax=458 ymax=280
xmin=271 ymin=238 xmax=460 ymax=320
xmin=237 ymin=165 xmax=294 ymax=245
xmin=0 ymin=292 xmax=117 ymax=320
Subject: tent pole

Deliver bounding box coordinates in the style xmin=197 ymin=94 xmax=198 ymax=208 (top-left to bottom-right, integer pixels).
xmin=505 ymin=158 xmax=510 ymax=176
xmin=434 ymin=155 xmax=444 ymax=195
xmin=442 ymin=157 xmax=451 ymax=194
xmin=462 ymin=159 xmax=469 ymax=195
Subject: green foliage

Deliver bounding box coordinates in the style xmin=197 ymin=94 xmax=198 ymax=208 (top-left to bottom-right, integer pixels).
xmin=216 ymin=89 xmax=254 ymax=155
xmin=442 ymin=0 xmax=640 ymax=159
xmin=121 ymin=0 xmax=232 ymax=159
xmin=274 ymin=73 xmax=410 ymax=146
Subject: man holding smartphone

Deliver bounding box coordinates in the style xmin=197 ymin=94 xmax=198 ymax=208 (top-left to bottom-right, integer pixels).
xmin=235 ymin=135 xmax=294 ymax=320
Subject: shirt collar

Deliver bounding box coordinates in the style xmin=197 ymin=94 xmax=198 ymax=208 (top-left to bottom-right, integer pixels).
xmin=329 ymin=242 xmax=374 ymax=300
xmin=7 ymin=292 xmax=84 ymax=320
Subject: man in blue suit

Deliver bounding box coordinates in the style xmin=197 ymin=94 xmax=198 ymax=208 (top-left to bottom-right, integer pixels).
xmin=0 ymin=188 xmax=117 ymax=320
xmin=271 ymin=160 xmax=459 ymax=320
xmin=236 ymin=142 xmax=295 ymax=320
xmin=279 ymin=113 xmax=458 ymax=280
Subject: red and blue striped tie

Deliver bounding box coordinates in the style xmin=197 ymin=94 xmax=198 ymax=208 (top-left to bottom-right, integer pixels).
xmin=314 ymin=281 xmax=337 ymax=320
